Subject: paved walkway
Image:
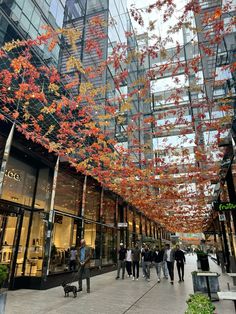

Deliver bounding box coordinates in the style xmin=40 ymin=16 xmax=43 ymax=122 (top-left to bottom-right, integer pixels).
xmin=5 ymin=255 xmax=235 ymax=314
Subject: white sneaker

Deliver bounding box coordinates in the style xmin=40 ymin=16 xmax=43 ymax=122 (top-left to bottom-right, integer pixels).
xmin=136 ymin=278 xmax=139 ymax=281
xmin=132 ymin=277 xmax=135 ymax=281
xmin=157 ymin=279 xmax=160 ymax=283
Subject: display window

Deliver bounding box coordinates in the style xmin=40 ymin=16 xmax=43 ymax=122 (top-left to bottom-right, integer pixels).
xmin=134 ymin=212 xmax=141 ymax=235
xmin=127 ymin=209 xmax=134 ymax=232
xmin=84 ymin=221 xmax=100 ymax=267
xmin=1 ymin=155 xmax=37 ymax=207
xmin=15 ymin=212 xmax=30 ymax=277
xmin=101 ymin=226 xmax=116 ymax=265
xmin=34 ymin=167 xmax=53 ymax=211
xmin=141 ymin=215 xmax=146 ymax=235
xmin=25 ymin=212 xmax=45 ymax=277
xmin=50 ymin=214 xmax=78 ymax=273
xmin=147 ymin=220 xmax=151 ymax=237
xmin=54 ymin=170 xmax=83 ymax=215
xmin=0 ymin=212 xmax=18 ymax=270
xmin=84 ymin=178 xmax=100 ymax=221
xmin=101 ymin=193 xmax=115 ymax=226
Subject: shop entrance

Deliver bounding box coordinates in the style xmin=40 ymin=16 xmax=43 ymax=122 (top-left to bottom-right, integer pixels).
xmin=0 ymin=203 xmax=24 ymax=289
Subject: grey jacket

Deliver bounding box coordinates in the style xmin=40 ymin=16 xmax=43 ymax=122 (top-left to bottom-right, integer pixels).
xmin=163 ymin=249 xmax=175 ymax=262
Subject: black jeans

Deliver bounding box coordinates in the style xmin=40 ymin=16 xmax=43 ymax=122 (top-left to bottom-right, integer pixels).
xmin=176 ymin=261 xmax=184 ymax=280
xmin=166 ymin=261 xmax=174 ymax=281
xmin=132 ymin=261 xmax=139 ymax=278
xmin=126 ymin=261 xmax=132 ymax=276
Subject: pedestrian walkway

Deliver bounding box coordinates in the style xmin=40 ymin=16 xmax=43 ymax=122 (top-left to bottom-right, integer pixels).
xmin=5 ymin=255 xmax=235 ymax=314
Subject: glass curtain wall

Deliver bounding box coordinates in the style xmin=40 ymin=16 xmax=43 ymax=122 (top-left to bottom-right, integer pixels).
xmin=50 ymin=169 xmax=83 ymax=273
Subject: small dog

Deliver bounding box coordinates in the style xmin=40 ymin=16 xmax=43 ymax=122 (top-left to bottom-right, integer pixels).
xmin=62 ymin=282 xmax=77 ymax=298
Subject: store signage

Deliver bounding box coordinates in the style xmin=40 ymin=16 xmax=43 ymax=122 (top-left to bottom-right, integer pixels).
xmin=5 ymin=169 xmax=21 ymax=182
xmin=219 ymin=214 xmax=226 ymax=221
xmin=118 ymin=222 xmax=128 ymax=228
xmin=214 ymin=202 xmax=236 ymax=212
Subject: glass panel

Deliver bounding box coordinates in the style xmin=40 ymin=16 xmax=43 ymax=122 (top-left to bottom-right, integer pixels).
xmin=84 ymin=221 xmax=100 ymax=267
xmin=50 ymin=215 xmax=78 ymax=273
xmin=141 ymin=216 xmax=146 ymax=235
xmin=101 ymin=226 xmax=116 ymax=265
xmin=101 ymin=193 xmax=115 ymax=226
xmin=84 ymin=179 xmax=100 ymax=221
xmin=15 ymin=212 xmax=30 ymax=277
xmin=1 ymin=156 xmax=37 ymax=207
xmin=127 ymin=209 xmax=133 ymax=232
xmin=35 ymin=167 xmax=52 ymax=211
xmin=0 ymin=213 xmax=17 ymax=268
xmin=54 ymin=171 xmax=83 ymax=215
xmin=20 ymin=14 xmax=30 ymax=32
xmin=25 ymin=212 xmax=45 ymax=277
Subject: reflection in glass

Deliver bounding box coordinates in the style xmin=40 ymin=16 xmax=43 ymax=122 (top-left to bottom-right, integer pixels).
xmin=54 ymin=170 xmax=83 ymax=215
xmin=84 ymin=179 xmax=100 ymax=221
xmin=102 ymin=226 xmax=116 ymax=265
xmin=50 ymin=215 xmax=77 ymax=273
xmin=84 ymin=221 xmax=100 ymax=267
xmin=101 ymin=193 xmax=115 ymax=225
xmin=25 ymin=212 xmax=45 ymax=277
xmin=1 ymin=156 xmax=37 ymax=207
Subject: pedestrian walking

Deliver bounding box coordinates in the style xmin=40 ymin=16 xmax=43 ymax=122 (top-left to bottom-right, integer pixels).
xmin=175 ymin=245 xmax=186 ymax=282
xmin=126 ymin=246 xmax=132 ymax=277
xmin=116 ymin=243 xmax=127 ymax=279
xmin=132 ymin=243 xmax=141 ymax=280
xmin=141 ymin=244 xmax=152 ymax=281
xmin=152 ymin=245 xmax=164 ymax=282
xmin=78 ymin=239 xmax=91 ymax=293
xmin=164 ymin=243 xmax=175 ymax=284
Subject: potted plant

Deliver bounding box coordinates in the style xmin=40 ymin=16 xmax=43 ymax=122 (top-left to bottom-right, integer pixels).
xmin=0 ymin=264 xmax=8 ymax=314
xmin=185 ymin=294 xmax=215 ymax=314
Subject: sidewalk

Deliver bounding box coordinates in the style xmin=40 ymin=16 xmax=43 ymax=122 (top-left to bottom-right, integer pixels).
xmin=5 ymin=255 xmax=235 ymax=314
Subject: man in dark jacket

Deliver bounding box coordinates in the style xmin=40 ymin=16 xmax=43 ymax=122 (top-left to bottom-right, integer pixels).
xmin=116 ymin=243 xmax=127 ymax=279
xmin=152 ymin=246 xmax=165 ymax=282
xmin=132 ymin=243 xmax=141 ymax=280
xmin=141 ymin=244 xmax=152 ymax=281
xmin=175 ymin=245 xmax=186 ymax=282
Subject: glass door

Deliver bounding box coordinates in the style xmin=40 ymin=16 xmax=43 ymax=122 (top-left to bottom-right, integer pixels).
xmin=0 ymin=205 xmax=20 ymax=288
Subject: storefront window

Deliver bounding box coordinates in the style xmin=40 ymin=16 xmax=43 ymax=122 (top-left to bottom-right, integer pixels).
xmin=0 ymin=211 xmax=18 ymax=270
xmin=101 ymin=226 xmax=116 ymax=265
xmin=84 ymin=178 xmax=100 ymax=221
xmin=101 ymin=193 xmax=115 ymax=226
xmin=141 ymin=215 xmax=146 ymax=235
xmin=50 ymin=214 xmax=78 ymax=273
xmin=34 ymin=167 xmax=53 ymax=211
xmin=15 ymin=212 xmax=30 ymax=277
xmin=25 ymin=212 xmax=45 ymax=277
xmin=134 ymin=212 xmax=139 ymax=235
xmin=84 ymin=221 xmax=100 ymax=267
xmin=1 ymin=155 xmax=37 ymax=207
xmin=147 ymin=220 xmax=151 ymax=237
xmin=127 ymin=209 xmax=134 ymax=232
xmin=54 ymin=170 xmax=83 ymax=215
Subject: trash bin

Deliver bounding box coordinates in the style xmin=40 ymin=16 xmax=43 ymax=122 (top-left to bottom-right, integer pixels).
xmin=197 ymin=253 xmax=209 ymax=271
xmin=192 ymin=271 xmax=220 ymax=301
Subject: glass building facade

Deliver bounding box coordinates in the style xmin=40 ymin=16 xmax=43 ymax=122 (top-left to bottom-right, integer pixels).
xmin=0 ymin=0 xmax=171 ymax=289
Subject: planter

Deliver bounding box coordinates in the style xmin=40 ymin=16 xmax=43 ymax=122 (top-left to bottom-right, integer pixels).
xmin=0 ymin=289 xmax=7 ymax=314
